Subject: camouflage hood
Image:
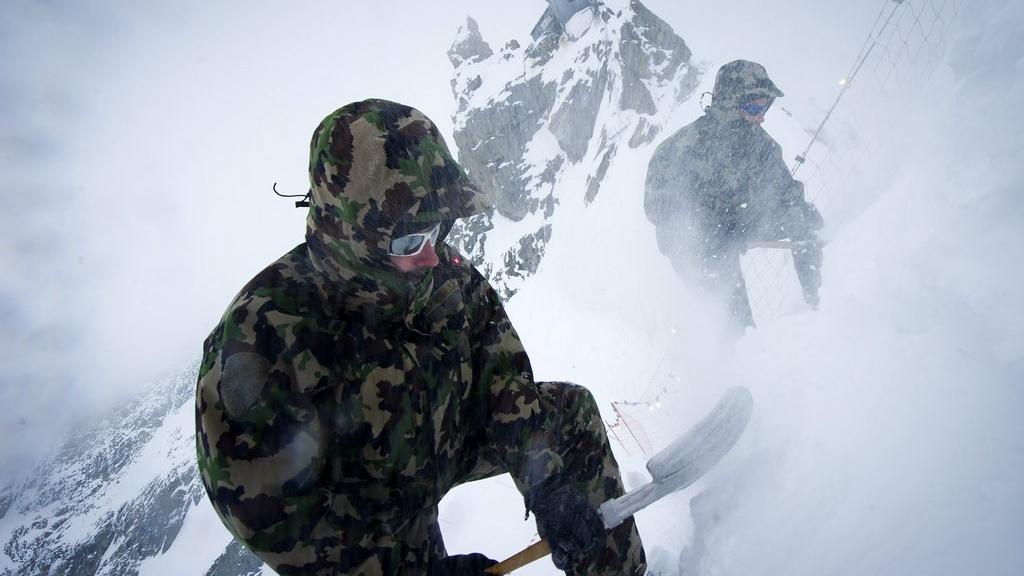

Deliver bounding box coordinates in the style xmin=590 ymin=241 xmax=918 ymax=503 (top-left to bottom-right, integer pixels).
xmin=305 ymin=99 xmax=488 ymax=298
xmin=709 ymin=59 xmax=784 ymax=120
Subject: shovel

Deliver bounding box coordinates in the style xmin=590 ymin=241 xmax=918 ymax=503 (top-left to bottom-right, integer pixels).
xmin=485 ymin=386 xmax=754 ymax=575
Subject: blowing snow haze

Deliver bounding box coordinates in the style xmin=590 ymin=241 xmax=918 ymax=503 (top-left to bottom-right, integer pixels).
xmin=2 ymin=0 xmax=1022 ymax=575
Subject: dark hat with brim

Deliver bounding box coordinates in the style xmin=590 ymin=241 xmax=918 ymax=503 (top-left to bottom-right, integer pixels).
xmin=713 ymin=60 xmax=785 ymax=102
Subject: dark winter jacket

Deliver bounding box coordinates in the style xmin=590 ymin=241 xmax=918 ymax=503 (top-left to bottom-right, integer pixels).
xmin=645 ymin=60 xmax=822 ymax=248
xmin=195 ymin=100 xmax=646 ymax=575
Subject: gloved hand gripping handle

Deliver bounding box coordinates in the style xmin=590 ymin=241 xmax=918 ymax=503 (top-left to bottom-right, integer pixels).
xmin=486 ymin=387 xmax=754 ymax=575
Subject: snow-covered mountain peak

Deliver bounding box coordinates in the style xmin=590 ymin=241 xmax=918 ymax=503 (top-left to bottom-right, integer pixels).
xmin=447 ymin=0 xmax=699 ymax=297
xmin=447 ymin=16 xmax=493 ymax=69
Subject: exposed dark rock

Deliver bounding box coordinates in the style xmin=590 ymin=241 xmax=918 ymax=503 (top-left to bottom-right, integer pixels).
xmin=585 ymin=143 xmax=616 ymax=205
xmin=452 ymin=74 xmax=558 ymax=221
xmin=549 ymin=63 xmax=610 ymax=162
xmin=524 ymin=29 xmax=560 ymax=66
xmin=629 ymin=117 xmax=660 ymax=147
xmin=503 ymin=225 xmax=553 ymax=279
xmin=447 ymin=17 xmax=493 ymax=67
xmin=205 ymin=539 xmax=264 ymax=576
xmin=0 ymin=488 xmax=11 ymax=520
xmin=445 ymin=208 xmax=495 ymax=267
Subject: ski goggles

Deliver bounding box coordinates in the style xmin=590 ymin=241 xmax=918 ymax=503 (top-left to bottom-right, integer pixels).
xmin=739 ymin=99 xmax=772 ymax=117
xmin=388 ymin=222 xmax=441 ymax=257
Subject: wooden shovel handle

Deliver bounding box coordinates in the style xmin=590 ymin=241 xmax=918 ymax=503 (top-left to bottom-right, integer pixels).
xmin=484 ymin=540 xmax=551 ymax=575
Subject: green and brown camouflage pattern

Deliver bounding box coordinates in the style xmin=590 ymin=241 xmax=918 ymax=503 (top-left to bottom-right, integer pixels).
xmin=196 ymin=99 xmax=645 ymax=575
xmin=709 ymin=59 xmax=785 ymax=110
xmin=645 ymin=62 xmax=822 ymax=327
xmin=304 ymin=99 xmax=487 ymax=288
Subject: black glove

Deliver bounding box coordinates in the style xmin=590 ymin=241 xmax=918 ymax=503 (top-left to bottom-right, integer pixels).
xmin=525 ymin=475 xmax=606 ymax=571
xmin=791 ymin=239 xmax=823 ymax=308
xmin=430 ymin=553 xmax=498 ymax=575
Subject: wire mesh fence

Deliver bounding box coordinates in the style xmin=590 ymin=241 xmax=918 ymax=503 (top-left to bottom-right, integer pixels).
xmin=743 ymin=0 xmax=966 ymax=326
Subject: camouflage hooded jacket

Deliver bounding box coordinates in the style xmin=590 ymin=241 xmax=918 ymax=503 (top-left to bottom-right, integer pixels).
xmin=195 ymin=100 xmax=567 ymax=573
xmin=645 ymin=60 xmax=823 ymax=241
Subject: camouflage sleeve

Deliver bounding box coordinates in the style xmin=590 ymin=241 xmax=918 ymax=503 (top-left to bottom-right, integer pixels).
xmin=464 ymin=269 xmax=565 ymax=490
xmin=764 ymin=140 xmax=823 ymax=235
xmin=196 ymin=297 xmax=334 ymax=574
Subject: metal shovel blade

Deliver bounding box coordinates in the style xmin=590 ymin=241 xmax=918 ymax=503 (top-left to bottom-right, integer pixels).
xmin=599 ymin=386 xmax=754 ymax=529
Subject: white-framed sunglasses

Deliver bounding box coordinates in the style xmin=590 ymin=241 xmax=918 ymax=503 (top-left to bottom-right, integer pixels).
xmin=388 ymin=222 xmax=441 ymax=257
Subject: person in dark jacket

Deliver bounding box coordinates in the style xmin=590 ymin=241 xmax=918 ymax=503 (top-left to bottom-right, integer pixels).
xmin=645 ymin=60 xmax=823 ymax=329
xmin=196 ymin=99 xmax=646 ymax=575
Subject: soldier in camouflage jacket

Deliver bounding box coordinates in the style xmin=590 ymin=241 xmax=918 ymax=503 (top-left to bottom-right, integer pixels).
xmin=196 ymin=99 xmax=646 ymax=575
xmin=645 ymin=60 xmax=824 ymax=329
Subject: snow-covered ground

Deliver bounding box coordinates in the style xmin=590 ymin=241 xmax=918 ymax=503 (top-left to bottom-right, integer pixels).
xmin=3 ymin=1 xmax=1021 ymax=574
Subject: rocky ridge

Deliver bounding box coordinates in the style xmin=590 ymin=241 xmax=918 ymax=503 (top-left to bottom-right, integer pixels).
xmin=447 ymin=0 xmax=699 ymax=297
xmin=0 ymin=365 xmax=264 ymax=576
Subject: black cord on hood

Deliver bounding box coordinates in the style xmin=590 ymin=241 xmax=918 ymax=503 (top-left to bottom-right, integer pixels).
xmin=272 ymin=182 xmax=311 ymax=208
xmin=699 ymin=91 xmax=713 ymax=113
